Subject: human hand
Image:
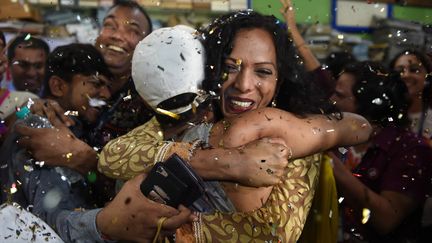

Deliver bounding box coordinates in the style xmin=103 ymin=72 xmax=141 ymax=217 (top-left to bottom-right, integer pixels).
xmin=280 ymin=0 xmax=296 ymax=29
xmin=30 ymin=99 xmax=75 ymax=127
xmin=15 ymin=124 xmax=97 ymax=174
xmin=232 ymin=138 xmax=291 ymax=187
xmin=326 ymin=150 xmax=345 ymax=175
xmin=96 ymin=174 xmax=196 ymax=242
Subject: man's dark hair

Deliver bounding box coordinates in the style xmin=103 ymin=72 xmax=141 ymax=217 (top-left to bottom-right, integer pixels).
xmin=41 ymin=43 xmax=112 ymax=98
xmin=7 ymin=34 xmax=50 ymax=62
xmin=109 ymin=0 xmax=153 ymax=34
xmin=344 ymin=61 xmax=411 ymax=127
xmin=325 ymin=51 xmax=357 ymax=79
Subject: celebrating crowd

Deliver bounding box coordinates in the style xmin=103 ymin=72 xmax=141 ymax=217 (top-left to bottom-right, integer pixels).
xmin=0 ymin=0 xmax=431 ymax=242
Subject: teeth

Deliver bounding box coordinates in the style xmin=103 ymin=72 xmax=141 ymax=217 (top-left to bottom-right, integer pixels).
xmin=231 ymin=100 xmax=252 ymax=108
xmin=107 ymin=45 xmax=126 ymax=53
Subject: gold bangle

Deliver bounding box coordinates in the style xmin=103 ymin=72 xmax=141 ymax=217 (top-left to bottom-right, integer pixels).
xmin=193 ymin=213 xmax=203 ymax=243
xmin=152 ymin=216 xmax=168 ymax=243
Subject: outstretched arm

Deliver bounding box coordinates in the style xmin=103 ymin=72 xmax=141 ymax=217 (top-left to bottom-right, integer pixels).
xmin=213 ymin=107 xmax=371 ymax=156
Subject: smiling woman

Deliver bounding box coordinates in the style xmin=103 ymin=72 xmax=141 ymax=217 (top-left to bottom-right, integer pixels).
xmin=220 ymin=28 xmax=278 ymax=118
xmin=389 ymin=50 xmax=432 ymax=138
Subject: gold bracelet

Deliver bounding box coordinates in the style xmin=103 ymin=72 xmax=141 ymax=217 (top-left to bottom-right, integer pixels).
xmin=193 ymin=213 xmax=203 ymax=243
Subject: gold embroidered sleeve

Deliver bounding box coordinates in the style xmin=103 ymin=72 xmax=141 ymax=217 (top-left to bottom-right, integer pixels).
xmin=195 ymin=155 xmax=321 ymax=243
xmin=98 ymin=117 xmax=199 ymax=180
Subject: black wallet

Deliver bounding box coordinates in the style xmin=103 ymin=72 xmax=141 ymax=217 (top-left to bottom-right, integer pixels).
xmin=140 ymin=153 xmax=205 ymax=207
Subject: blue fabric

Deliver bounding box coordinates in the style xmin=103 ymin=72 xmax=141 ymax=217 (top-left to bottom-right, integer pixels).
xmin=0 ymin=116 xmax=108 ymax=243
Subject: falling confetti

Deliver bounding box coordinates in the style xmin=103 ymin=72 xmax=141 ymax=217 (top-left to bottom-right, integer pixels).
xmin=361 ymin=208 xmax=371 ymax=224
xmin=10 ymin=183 xmax=18 ymax=194
xmin=24 ymin=33 xmax=31 ymax=41
xmin=123 ymin=95 xmax=132 ymax=101
xmin=64 ymin=110 xmax=79 ymax=116
xmin=89 ymin=98 xmax=107 ymax=108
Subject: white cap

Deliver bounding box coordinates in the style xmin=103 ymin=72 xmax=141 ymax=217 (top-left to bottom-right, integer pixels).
xmin=132 ymin=25 xmax=206 ymax=113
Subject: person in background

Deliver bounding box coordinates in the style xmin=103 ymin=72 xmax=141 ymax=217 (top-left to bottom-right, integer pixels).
xmin=325 ymin=51 xmax=358 ymax=79
xmin=0 ymin=31 xmax=6 ymax=81
xmin=1 ymin=43 xmax=194 ymax=242
xmin=0 ymin=31 xmax=8 ymax=138
xmin=14 ymin=0 xmax=155 ymax=177
xmin=90 ymin=0 xmax=154 ymax=147
xmin=330 ymin=61 xmax=432 ymax=242
xmin=390 ymin=49 xmax=432 ymax=139
xmin=7 ymin=34 xmax=49 ymax=95
xmin=0 ymin=32 xmax=39 ymax=141
xmin=280 ymin=0 xmax=336 ymax=97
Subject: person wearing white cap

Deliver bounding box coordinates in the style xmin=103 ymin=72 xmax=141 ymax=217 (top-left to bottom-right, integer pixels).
xmin=99 ymin=21 xmax=372 ymax=236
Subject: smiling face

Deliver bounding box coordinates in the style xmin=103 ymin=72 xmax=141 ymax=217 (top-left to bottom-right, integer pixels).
xmin=61 ymin=74 xmax=111 ymax=124
xmin=220 ymin=28 xmax=278 ymax=118
xmin=10 ymin=46 xmax=46 ymax=94
xmin=95 ymin=6 xmax=150 ymax=77
xmin=393 ymin=54 xmax=427 ymax=98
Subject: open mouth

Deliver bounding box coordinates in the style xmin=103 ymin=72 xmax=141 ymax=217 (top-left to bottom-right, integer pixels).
xmin=225 ymin=97 xmax=255 ymax=114
xmin=231 ymin=99 xmax=253 ymax=108
xmin=107 ymin=45 xmax=127 ymax=53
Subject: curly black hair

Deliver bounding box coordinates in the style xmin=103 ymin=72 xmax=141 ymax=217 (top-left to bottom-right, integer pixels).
xmin=201 ymin=10 xmax=337 ymax=121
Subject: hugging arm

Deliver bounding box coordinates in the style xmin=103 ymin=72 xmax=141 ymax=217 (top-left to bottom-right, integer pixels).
xmin=217 ymin=107 xmax=371 ymax=156
xmin=98 ymin=117 xmax=289 ymax=187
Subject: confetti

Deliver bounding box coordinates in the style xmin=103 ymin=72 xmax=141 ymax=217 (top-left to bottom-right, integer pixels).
xmin=24 ymin=33 xmax=31 ymax=41
xmin=64 ymin=110 xmax=79 ymax=116
xmin=23 ymin=165 xmax=33 ymax=172
xmin=361 ymin=208 xmax=371 ymax=224
xmin=87 ymin=171 xmax=97 ymax=183
xmin=371 ymin=98 xmax=382 ymax=105
xmin=123 ymin=95 xmax=132 ymax=101
xmin=10 ymin=183 xmax=18 ymax=194
xmin=65 ymin=153 xmax=73 ymax=161
xmin=89 ymin=98 xmax=107 ymax=107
